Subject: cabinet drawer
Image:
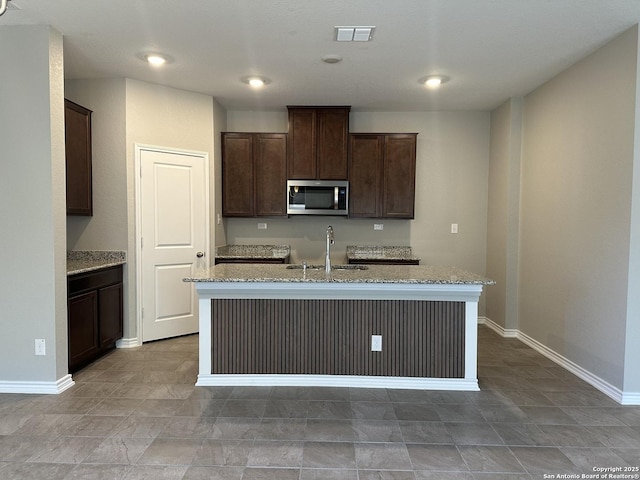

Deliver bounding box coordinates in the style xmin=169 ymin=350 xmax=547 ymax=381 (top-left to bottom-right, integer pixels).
xmin=68 ymin=265 xmax=122 ymax=296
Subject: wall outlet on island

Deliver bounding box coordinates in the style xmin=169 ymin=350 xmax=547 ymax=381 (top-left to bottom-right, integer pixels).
xmin=35 ymin=339 xmax=46 ymax=356
xmin=371 ymin=335 xmax=382 ymax=352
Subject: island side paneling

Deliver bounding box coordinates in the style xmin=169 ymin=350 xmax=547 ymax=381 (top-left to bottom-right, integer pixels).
xmin=210 ymin=299 xmax=465 ymax=378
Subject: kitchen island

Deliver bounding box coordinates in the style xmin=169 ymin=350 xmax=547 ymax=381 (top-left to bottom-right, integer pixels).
xmin=185 ymin=264 xmax=493 ymax=391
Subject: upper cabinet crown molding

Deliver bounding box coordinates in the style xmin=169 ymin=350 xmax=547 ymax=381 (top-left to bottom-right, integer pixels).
xmin=287 ymin=106 xmax=350 ymax=180
xmin=65 ymin=99 xmax=93 ymax=216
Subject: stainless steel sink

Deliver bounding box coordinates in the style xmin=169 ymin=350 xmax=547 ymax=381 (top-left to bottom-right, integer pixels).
xmin=286 ymin=264 xmax=368 ymax=271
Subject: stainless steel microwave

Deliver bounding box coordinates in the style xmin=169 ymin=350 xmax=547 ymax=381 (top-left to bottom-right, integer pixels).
xmin=287 ymin=180 xmax=349 ymax=216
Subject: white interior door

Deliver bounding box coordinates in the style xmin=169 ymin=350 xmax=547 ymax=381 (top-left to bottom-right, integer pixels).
xmin=139 ymin=146 xmax=208 ymax=342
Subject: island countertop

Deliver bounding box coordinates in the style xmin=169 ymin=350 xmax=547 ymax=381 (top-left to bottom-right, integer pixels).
xmin=184 ymin=263 xmax=494 ymax=285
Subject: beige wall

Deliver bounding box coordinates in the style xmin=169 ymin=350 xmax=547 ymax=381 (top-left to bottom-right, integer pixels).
xmin=486 ymin=99 xmax=522 ymax=331
xmin=66 ymin=78 xmax=128 ymax=252
xmin=224 ymin=111 xmax=491 ymax=295
xmin=517 ymin=27 xmax=638 ymax=389
xmin=65 ymin=79 xmax=217 ymax=342
xmin=626 ymin=29 xmax=640 ymax=392
xmin=124 ymin=80 xmax=216 ymax=341
xmin=212 ymin=100 xmax=228 ymax=248
xmin=0 ymin=26 xmax=68 ymax=383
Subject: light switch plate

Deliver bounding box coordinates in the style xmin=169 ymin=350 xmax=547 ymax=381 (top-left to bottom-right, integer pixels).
xmin=451 ymin=223 xmax=458 ymax=234
xmin=257 ymin=223 xmax=267 ymax=230
xmin=374 ymin=224 xmax=384 ymax=231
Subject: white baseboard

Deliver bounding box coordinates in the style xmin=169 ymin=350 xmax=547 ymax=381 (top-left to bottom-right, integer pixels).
xmin=116 ymin=337 xmax=140 ymax=348
xmin=482 ymin=317 xmax=639 ymax=405
xmin=620 ymin=392 xmax=640 ymax=405
xmin=0 ymin=374 xmax=75 ymax=395
xmin=478 ymin=316 xmax=518 ymax=337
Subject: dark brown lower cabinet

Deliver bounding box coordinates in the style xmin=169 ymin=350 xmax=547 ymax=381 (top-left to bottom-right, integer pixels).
xmin=68 ymin=265 xmax=123 ymax=373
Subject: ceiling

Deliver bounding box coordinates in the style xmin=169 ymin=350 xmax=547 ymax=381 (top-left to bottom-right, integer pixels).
xmin=3 ymin=0 xmax=640 ymax=112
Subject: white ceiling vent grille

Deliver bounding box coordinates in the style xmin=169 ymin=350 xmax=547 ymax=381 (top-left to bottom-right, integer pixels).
xmin=335 ymin=26 xmax=375 ymax=42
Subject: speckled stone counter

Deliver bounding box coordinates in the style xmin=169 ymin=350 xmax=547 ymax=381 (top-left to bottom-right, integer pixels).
xmin=185 ymin=263 xmax=492 ymax=285
xmin=67 ymin=251 xmax=126 ymax=275
xmin=214 ymin=245 xmax=290 ymax=264
xmin=346 ymin=245 xmax=421 ymax=264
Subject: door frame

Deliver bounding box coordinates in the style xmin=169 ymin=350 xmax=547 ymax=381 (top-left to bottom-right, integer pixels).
xmin=134 ymin=143 xmax=210 ymax=345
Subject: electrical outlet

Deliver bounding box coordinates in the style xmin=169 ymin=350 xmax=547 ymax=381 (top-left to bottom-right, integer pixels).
xmin=451 ymin=223 xmax=458 ymax=234
xmin=371 ymin=335 xmax=382 ymax=352
xmin=257 ymin=222 xmax=267 ymax=230
xmin=216 ymin=213 xmax=222 ymax=225
xmin=373 ymin=223 xmax=384 ymax=231
xmin=35 ymin=339 xmax=46 ymax=356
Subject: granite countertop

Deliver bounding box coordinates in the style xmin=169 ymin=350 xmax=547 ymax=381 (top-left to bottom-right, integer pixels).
xmin=346 ymin=245 xmax=421 ymax=262
xmin=185 ymin=263 xmax=494 ymax=285
xmin=215 ymin=244 xmax=291 ymax=261
xmin=67 ymin=251 xmax=126 ymax=275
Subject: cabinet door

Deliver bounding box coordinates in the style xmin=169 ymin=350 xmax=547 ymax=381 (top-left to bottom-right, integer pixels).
xmin=222 ymin=133 xmax=254 ymax=216
xmin=317 ymin=108 xmax=349 ymax=180
xmin=98 ymin=282 xmax=123 ymax=350
xmin=68 ymin=291 xmax=99 ymax=372
xmin=287 ymin=108 xmax=316 ymax=179
xmin=383 ymin=134 xmax=417 ymax=218
xmin=255 ymin=134 xmax=287 ymax=216
xmin=349 ymin=134 xmax=383 ymax=217
xmin=65 ymin=99 xmax=93 ymax=216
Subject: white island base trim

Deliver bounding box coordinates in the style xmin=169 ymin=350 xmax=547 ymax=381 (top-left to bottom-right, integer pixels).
xmin=195 ymin=281 xmax=482 ymax=392
xmin=196 ymin=374 xmax=479 ymax=391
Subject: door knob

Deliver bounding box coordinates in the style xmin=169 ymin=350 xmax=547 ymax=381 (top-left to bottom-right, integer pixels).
xmin=196 ymin=252 xmax=205 ymax=258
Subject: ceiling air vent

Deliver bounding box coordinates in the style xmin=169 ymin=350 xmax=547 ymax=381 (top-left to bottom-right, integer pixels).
xmin=335 ymin=26 xmax=375 ymax=42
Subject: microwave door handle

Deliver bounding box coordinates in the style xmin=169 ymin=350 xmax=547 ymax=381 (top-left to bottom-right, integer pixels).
xmin=334 ymin=187 xmax=339 ymax=209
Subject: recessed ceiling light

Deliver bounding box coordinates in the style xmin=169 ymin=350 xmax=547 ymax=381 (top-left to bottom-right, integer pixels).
xmin=419 ymin=75 xmax=450 ymax=88
xmin=241 ymin=76 xmax=271 ymax=88
xmin=321 ymin=54 xmax=343 ymax=64
xmin=138 ymin=52 xmax=173 ymax=66
xmin=146 ymin=54 xmax=167 ymax=66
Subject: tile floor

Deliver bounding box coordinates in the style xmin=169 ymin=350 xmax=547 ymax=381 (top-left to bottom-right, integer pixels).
xmin=0 ymin=326 xmax=639 ymax=479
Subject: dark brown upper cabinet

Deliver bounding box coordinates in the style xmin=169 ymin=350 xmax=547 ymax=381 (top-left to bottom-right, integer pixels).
xmin=287 ymin=106 xmax=350 ymax=180
xmin=222 ymin=132 xmax=287 ymax=217
xmin=65 ymin=99 xmax=93 ymax=216
xmin=349 ymin=133 xmax=417 ymax=219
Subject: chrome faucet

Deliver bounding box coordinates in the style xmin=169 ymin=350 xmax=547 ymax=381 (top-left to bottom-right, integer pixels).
xmin=325 ymin=225 xmax=334 ymax=273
